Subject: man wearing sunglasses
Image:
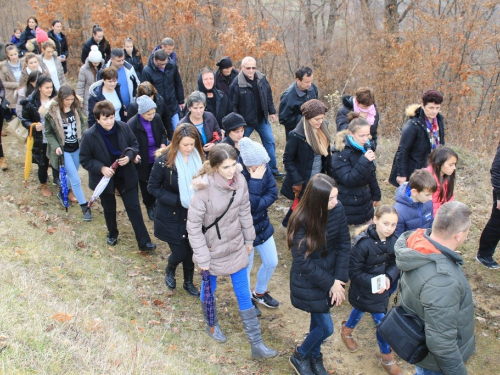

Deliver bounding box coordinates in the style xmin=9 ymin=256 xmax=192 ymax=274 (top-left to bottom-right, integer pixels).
xmin=229 ymin=56 xmax=285 ymax=179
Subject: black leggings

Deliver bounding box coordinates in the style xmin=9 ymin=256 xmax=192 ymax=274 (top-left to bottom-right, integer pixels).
xmin=37 ymin=143 xmax=59 ymax=184
xmin=167 ymin=239 xmax=194 ymax=269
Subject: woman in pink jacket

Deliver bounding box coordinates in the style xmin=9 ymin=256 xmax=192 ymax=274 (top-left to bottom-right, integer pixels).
xmin=426 ymin=146 xmax=458 ymax=216
xmin=187 ymin=143 xmax=277 ymax=359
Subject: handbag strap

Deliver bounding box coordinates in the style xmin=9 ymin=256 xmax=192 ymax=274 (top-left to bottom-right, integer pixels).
xmin=202 ymin=190 xmax=236 ymax=239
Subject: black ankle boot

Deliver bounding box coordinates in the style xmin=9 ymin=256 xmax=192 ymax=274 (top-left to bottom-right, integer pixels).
xmin=289 ymin=348 xmax=314 ymax=375
xmin=165 ymin=263 xmax=177 ymax=289
xmin=310 ymin=353 xmax=329 ymax=375
xmin=182 ymin=266 xmax=200 ymax=296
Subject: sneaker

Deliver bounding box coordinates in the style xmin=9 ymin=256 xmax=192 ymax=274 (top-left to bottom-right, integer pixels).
xmin=56 ymin=191 xmax=72 ymax=208
xmin=476 ymin=255 xmax=500 ymax=269
xmin=252 ymin=291 xmax=279 ymax=308
xmin=53 ymin=178 xmax=61 ymax=187
xmin=272 ymin=171 xmax=285 ymax=179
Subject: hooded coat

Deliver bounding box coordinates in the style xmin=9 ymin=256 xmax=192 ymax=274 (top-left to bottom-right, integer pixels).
xmin=87 ymin=80 xmax=127 ymax=127
xmin=47 ymin=30 xmax=69 ymax=73
xmin=76 ymin=59 xmax=101 ymax=116
xmin=331 ymin=130 xmax=381 ymax=225
xmin=20 ymin=91 xmax=46 ymax=165
xmin=214 ymin=68 xmax=239 ymax=95
xmin=348 ymin=224 xmax=399 ymax=313
xmin=98 ymin=60 xmax=140 ymax=104
xmin=38 ymin=52 xmax=67 ymax=88
xmin=289 ymin=202 xmax=351 ymax=313
xmin=394 ymin=182 xmax=434 ymax=237
xmin=18 ymin=27 xmax=39 ymax=55
xmin=389 ymin=104 xmax=445 ymax=187
xmin=197 ymin=73 xmax=232 ymax=129
xmin=281 ymin=119 xmax=333 ymax=200
xmin=187 ymin=168 xmax=255 ymax=276
xmin=0 ymin=60 xmax=21 ymax=108
xmin=142 ymin=55 xmax=184 ymax=115
xmin=336 ymin=95 xmax=380 ymax=151
xmin=395 ymin=229 xmax=475 ymax=375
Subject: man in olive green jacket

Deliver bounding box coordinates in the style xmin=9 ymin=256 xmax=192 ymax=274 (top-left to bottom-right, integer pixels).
xmin=395 ymin=201 xmax=475 ymax=375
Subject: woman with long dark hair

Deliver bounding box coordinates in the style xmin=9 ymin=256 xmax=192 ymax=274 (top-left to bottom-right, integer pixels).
xmin=148 ymin=123 xmax=205 ymax=296
xmin=287 ymin=173 xmax=350 ymax=375
xmin=17 ymin=70 xmax=39 ymax=115
xmin=187 ymin=143 xmax=277 ymax=359
xmin=426 ymin=146 xmax=458 ymax=216
xmin=81 ymin=25 xmax=111 ymax=63
xmin=76 ymin=46 xmax=103 ymax=116
xmin=18 ymin=16 xmax=39 ymax=55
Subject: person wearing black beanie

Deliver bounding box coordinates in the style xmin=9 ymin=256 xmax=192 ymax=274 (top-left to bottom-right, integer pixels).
xmin=214 ymin=56 xmax=239 ymax=95
xmin=221 ymin=112 xmax=246 ymax=154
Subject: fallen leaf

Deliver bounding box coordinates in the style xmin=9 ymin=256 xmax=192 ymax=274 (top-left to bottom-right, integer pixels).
xmin=141 ymin=298 xmax=149 ymax=306
xmin=137 ymin=327 xmax=145 ymax=332
xmin=148 ymin=320 xmax=161 ymax=326
xmin=52 ymin=313 xmax=73 ymax=322
xmin=46 ymin=227 xmax=57 ymax=235
xmin=130 ymin=319 xmax=137 ymax=325
xmin=76 ymin=241 xmax=86 ymax=249
xmin=153 ymin=299 xmax=165 ymax=308
xmin=128 ymin=271 xmax=139 ymax=277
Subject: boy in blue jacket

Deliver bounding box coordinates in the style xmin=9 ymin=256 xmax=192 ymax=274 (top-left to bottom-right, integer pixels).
xmin=394 ymin=169 xmax=437 ymax=237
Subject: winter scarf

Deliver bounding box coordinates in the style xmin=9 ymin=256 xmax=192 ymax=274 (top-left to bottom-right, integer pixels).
xmin=176 ymin=148 xmax=203 ymax=208
xmin=304 ymin=118 xmax=330 ymax=157
xmin=353 ymin=98 xmax=376 ymax=126
xmin=425 ymin=117 xmax=440 ymax=149
xmin=97 ymin=124 xmax=122 ymax=157
xmin=347 ymin=134 xmax=371 ymax=154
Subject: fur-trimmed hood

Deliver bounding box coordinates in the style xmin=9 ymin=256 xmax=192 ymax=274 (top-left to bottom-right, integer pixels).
xmin=405 ymin=104 xmax=421 ymax=117
xmin=41 ymin=97 xmax=84 ymax=143
xmin=333 ymin=129 xmax=350 ymax=152
xmin=191 ymin=164 xmax=244 ymax=192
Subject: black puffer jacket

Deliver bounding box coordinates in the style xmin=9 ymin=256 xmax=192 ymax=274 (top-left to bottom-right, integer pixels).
xmin=197 ymin=74 xmax=232 ymax=129
xmin=147 ymin=152 xmax=188 ymax=244
xmin=336 ymin=95 xmax=379 ymax=151
xmin=48 ymin=30 xmax=69 ymax=73
xmin=215 ymin=68 xmax=239 ymax=95
xmin=142 ymin=55 xmax=184 ymax=115
xmin=281 ymin=119 xmax=333 ymax=200
xmin=389 ymin=104 xmax=445 ymax=187
xmin=127 ymin=94 xmax=173 ymax=140
xmin=348 ymin=224 xmax=399 ymax=314
xmin=229 ymin=70 xmax=276 ymax=127
xmin=18 ymin=27 xmax=38 ymax=55
xmin=125 ymin=47 xmax=144 ymax=80
xmin=80 ymin=121 xmax=139 ymax=194
xmin=20 ymin=92 xmax=46 ymax=166
xmin=127 ymin=113 xmax=168 ymax=181
xmin=178 ymin=111 xmax=222 ymax=147
xmin=81 ymin=37 xmax=111 ymax=63
xmin=290 ymin=202 xmax=351 ymax=313
xmin=331 ymin=130 xmax=381 ymax=225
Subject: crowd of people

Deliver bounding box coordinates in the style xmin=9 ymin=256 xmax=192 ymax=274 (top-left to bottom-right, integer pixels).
xmin=0 ymin=17 xmax=497 ymax=375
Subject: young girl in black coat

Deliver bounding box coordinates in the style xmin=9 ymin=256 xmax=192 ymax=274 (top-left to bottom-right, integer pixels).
xmin=340 ymin=205 xmax=401 ymax=375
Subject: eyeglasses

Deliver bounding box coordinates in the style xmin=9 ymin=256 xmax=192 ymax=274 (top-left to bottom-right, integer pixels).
xmin=243 ymin=66 xmax=257 ymax=70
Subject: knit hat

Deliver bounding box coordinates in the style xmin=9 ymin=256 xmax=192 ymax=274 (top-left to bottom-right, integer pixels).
xmin=239 ymin=137 xmax=270 ymax=167
xmin=222 ymin=113 xmax=246 ymax=133
xmin=136 ymin=95 xmax=157 ymax=115
xmin=35 ymin=28 xmax=49 ymax=43
xmin=88 ymin=45 xmax=103 ymax=63
xmin=301 ymin=99 xmax=328 ymax=120
xmin=216 ymin=56 xmax=233 ymax=69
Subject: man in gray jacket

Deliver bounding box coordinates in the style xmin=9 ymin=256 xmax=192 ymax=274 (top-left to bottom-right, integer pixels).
xmin=395 ymin=201 xmax=475 ymax=375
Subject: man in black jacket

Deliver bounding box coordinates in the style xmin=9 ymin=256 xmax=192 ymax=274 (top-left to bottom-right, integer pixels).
xmin=477 ymin=140 xmax=500 ymax=269
xmin=278 ymin=66 xmax=318 ymax=141
xmin=142 ymin=49 xmax=184 ymax=131
xmin=229 ymin=56 xmax=284 ymax=178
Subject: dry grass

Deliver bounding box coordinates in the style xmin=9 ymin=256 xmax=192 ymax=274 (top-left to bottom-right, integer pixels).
xmin=0 ymin=123 xmax=499 ymax=374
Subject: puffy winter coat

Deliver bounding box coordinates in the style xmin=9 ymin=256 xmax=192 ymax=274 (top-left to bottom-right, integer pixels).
xmin=80 ymin=121 xmax=139 ymax=194
xmin=42 ymin=97 xmax=86 ymax=170
xmin=389 ymin=104 xmax=445 ymax=187
xmin=0 ymin=61 xmax=20 ymax=108
xmin=127 ymin=94 xmax=173 ymax=140
xmin=19 ymin=63 xmax=50 ymax=88
xmin=142 ymin=55 xmax=184 ymax=115
xmin=76 ymin=60 xmax=101 ymax=116
xmin=124 ymin=47 xmax=144 ymax=80
xmin=278 ymin=81 xmax=318 ymax=132
xmin=336 ymin=95 xmax=379 ymax=151
xmin=241 ymin=164 xmax=278 ymax=246
xmin=187 ymin=168 xmax=256 ymax=276
xmin=178 ymin=111 xmax=222 ymax=147
xmin=229 ymin=70 xmax=276 ymax=127
xmin=98 ymin=60 xmax=140 ymax=104
xmin=38 ymin=52 xmax=67 ymax=88
xmin=214 ymin=68 xmax=238 ymax=95
xmin=394 ymin=182 xmax=433 ymax=237
xmin=331 ymin=130 xmax=381 ymax=225
xmin=348 ymin=224 xmax=399 ymax=313
xmin=87 ymin=80 xmax=127 ymax=127
xmin=18 ymin=27 xmax=39 ymax=55
xmin=147 ymin=152 xmax=188 ymax=244
xmin=395 ymin=229 xmax=475 ymax=375
xmin=281 ymin=119 xmax=333 ymax=200
xmin=126 ymin=113 xmax=167 ymax=181
xmin=47 ymin=30 xmax=69 ymax=73
xmin=290 ymin=202 xmax=351 ymax=313
xmin=81 ymin=37 xmax=111 ymax=63
xmin=20 ymin=92 xmax=46 ymax=165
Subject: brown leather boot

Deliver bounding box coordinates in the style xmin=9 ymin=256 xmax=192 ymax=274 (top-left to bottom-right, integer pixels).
xmin=381 ymin=350 xmax=402 ymax=375
xmin=340 ymin=321 xmax=358 ymax=352
xmin=68 ymin=190 xmax=78 ymax=203
xmin=0 ymin=157 xmax=7 ymax=171
xmin=41 ymin=183 xmax=52 ymax=197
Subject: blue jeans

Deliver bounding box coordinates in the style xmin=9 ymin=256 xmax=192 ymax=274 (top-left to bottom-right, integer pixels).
xmin=345 ymin=307 xmax=391 ymax=354
xmin=415 ymin=366 xmax=443 ymax=375
xmin=171 ymin=113 xmax=180 ymax=130
xmin=64 ymin=150 xmax=86 ymax=205
xmin=244 ymin=119 xmax=278 ymax=173
xmin=298 ymin=312 xmax=334 ymax=358
xmin=200 ymin=267 xmax=253 ymax=310
xmin=247 ymin=236 xmax=278 ymax=294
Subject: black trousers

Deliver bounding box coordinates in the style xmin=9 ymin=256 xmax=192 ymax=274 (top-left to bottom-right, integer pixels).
xmin=100 ymin=185 xmax=151 ymax=247
xmin=38 ymin=143 xmax=60 ymax=184
xmin=138 ymin=163 xmax=156 ymax=208
xmin=284 ymin=124 xmax=295 ymax=142
xmin=478 ymin=194 xmax=500 ymax=258
xmin=167 ymin=239 xmax=194 ymax=269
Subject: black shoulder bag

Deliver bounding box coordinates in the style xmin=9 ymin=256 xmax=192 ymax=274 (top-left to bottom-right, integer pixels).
xmin=202 ymin=190 xmax=236 ymax=240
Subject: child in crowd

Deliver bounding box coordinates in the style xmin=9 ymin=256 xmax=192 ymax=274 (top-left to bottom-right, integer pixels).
xmin=393 ymin=169 xmax=437 ymax=237
xmin=11 ymin=28 xmax=21 ymax=45
xmin=426 ymin=146 xmax=458 ymax=216
xmin=341 ymin=205 xmax=401 ymax=375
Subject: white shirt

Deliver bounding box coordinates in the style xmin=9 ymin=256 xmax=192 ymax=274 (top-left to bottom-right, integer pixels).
xmin=43 ymin=57 xmax=60 ymax=90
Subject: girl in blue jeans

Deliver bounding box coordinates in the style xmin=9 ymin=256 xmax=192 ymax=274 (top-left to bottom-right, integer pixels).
xmin=44 ymin=84 xmax=91 ymax=221
xmin=341 ymin=205 xmax=400 ymax=375
xmin=288 ymin=174 xmax=351 ymax=375
xmin=238 ymin=138 xmax=279 ymax=314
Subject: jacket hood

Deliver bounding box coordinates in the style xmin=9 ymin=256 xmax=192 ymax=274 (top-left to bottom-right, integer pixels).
xmin=405 ymin=104 xmax=421 ymax=117
xmin=352 ymin=223 xmax=374 ymax=245
xmin=191 ymin=164 xmax=244 ymax=192
xmin=333 ymin=129 xmax=350 ymax=151
xmin=41 ymin=95 xmax=84 ymax=117
xmin=342 ymin=95 xmax=353 ymax=109
xmin=89 ymin=80 xmax=103 ymax=98
xmin=395 ymin=182 xmax=418 ymax=208
xmin=395 ymin=228 xmax=464 ymax=273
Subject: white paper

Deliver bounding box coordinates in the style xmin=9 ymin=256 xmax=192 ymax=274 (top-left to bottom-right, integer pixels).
xmin=371 ymin=274 xmax=386 ymax=294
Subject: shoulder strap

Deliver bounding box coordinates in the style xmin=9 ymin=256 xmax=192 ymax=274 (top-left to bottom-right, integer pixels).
xmin=202 ymin=190 xmax=237 ymax=239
